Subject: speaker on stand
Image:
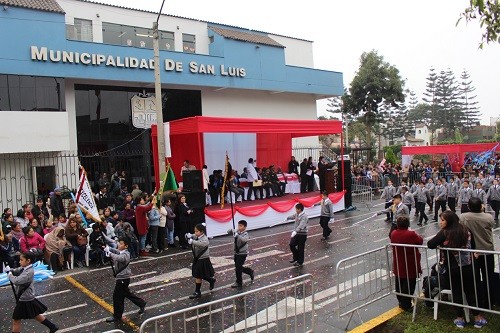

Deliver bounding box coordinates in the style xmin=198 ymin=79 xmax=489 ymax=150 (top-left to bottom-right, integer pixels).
xmin=177 ymin=191 xmax=206 ymax=233
xmin=336 ymin=159 xmax=352 ymax=208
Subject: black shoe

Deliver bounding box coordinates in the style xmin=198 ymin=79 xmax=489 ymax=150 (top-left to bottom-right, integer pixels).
xmin=231 ymin=282 xmax=242 ymax=288
xmin=293 ymin=262 xmax=303 ymax=267
xmin=383 ymin=219 xmax=390 ymax=222
xmin=209 ymin=278 xmax=216 ymax=290
xmin=321 ymin=236 xmax=329 ymax=240
xmin=49 ymin=325 xmax=59 ymax=333
xmin=417 ymin=223 xmax=422 ymax=226
xmin=189 ymin=292 xmax=201 ymax=299
xmin=289 ymin=260 xmax=297 ymax=264
xmin=138 ymin=303 xmax=146 ymax=314
xmin=249 ymin=270 xmax=255 ymax=281
xmin=168 ymin=243 xmax=176 ymax=248
xmin=105 ymin=317 xmax=120 ymax=323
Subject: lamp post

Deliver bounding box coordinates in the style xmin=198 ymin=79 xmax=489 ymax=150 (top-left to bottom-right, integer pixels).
xmin=153 ymin=0 xmax=166 ymax=174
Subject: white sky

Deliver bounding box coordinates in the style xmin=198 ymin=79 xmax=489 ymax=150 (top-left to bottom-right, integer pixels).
xmin=97 ymin=0 xmax=499 ymax=124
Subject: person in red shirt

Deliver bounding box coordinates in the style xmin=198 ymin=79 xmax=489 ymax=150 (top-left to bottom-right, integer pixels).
xmin=20 ymin=226 xmax=46 ymax=261
xmin=134 ymin=194 xmax=157 ymax=256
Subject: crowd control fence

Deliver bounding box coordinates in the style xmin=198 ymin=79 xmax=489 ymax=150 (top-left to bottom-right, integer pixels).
xmin=139 ymin=274 xmax=315 ymax=333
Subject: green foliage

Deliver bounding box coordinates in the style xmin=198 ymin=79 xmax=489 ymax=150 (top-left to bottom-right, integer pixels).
xmin=413 ymin=154 xmax=432 ymax=163
xmin=454 ymin=128 xmax=464 ymax=143
xmin=384 ymin=147 xmax=398 ymax=164
xmin=460 ymin=0 xmax=500 ymax=48
xmin=437 ymin=139 xmax=456 ymax=145
xmin=383 ymin=144 xmax=402 ymax=157
xmin=476 ymin=139 xmax=496 ymax=143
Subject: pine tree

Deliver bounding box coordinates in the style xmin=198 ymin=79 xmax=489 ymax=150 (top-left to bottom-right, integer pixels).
xmin=435 ymin=69 xmax=464 ymax=139
xmin=459 ymin=70 xmax=481 ymax=131
xmin=422 ymin=68 xmax=439 ymax=143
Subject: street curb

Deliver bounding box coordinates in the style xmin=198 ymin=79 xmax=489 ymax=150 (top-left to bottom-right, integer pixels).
xmin=347 ymin=307 xmax=403 ymax=333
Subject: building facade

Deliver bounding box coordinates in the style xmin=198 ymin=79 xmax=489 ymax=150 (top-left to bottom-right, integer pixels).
xmin=0 ymin=0 xmax=343 ymax=210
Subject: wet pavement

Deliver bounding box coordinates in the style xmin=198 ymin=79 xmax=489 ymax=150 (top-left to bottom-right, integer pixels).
xmin=1 ymin=199 xmax=499 ymax=332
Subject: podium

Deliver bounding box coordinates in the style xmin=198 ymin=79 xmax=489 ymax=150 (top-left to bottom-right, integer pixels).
xmin=325 ymin=169 xmax=337 ymax=193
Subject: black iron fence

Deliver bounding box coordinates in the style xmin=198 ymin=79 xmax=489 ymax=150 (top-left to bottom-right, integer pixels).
xmin=0 ymin=150 xmax=154 ymax=213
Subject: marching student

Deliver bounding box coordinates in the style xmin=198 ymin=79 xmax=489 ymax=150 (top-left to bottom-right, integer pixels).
xmin=380 ymin=180 xmax=396 ymax=222
xmin=319 ymin=190 xmax=334 ymax=240
xmin=400 ymin=186 xmax=415 ymax=215
xmin=7 ymin=251 xmax=59 ymax=333
xmin=432 ymin=179 xmax=447 ymax=222
xmin=186 ymin=224 xmax=216 ymax=299
xmin=227 ymin=220 xmax=255 ymax=288
xmin=425 ymin=178 xmax=435 ymax=212
xmin=103 ymin=236 xmax=146 ymax=323
xmin=487 ymin=178 xmax=500 ymax=221
xmin=446 ymin=176 xmax=459 ymax=213
xmin=286 ymin=203 xmax=308 ymax=267
xmin=377 ymin=194 xmax=409 ymax=232
xmin=413 ymin=181 xmax=430 ymax=226
xmin=458 ymin=180 xmax=473 ymax=213
xmin=472 ymin=182 xmax=488 ymax=211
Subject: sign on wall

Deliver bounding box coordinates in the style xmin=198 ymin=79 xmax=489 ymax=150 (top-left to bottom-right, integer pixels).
xmin=131 ymin=94 xmax=157 ymax=129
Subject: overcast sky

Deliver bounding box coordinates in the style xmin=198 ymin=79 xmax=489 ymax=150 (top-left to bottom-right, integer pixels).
xmin=99 ymin=0 xmax=499 ymax=124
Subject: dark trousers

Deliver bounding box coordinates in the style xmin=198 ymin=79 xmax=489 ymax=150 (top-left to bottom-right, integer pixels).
xmin=405 ymin=204 xmax=412 ymax=215
xmin=491 ymin=200 xmax=500 ymax=219
xmin=475 ymin=254 xmax=495 ymax=309
xmin=427 ymin=196 xmax=434 ymax=210
xmin=319 ymin=216 xmax=332 ymax=238
xmin=416 ymin=202 xmax=428 ymax=224
xmin=319 ymin=175 xmax=326 ymax=192
xmin=307 ymin=176 xmax=314 ymax=192
xmin=448 ymin=266 xmax=480 ymax=317
xmin=385 ymin=202 xmax=393 ymax=221
xmin=395 ymin=276 xmax=416 ymax=310
xmin=434 ymin=200 xmax=446 ymax=219
xmin=113 ymin=278 xmax=146 ymax=319
xmin=461 ymin=204 xmax=470 ymax=213
xmin=234 ymin=254 xmax=253 ymax=285
xmin=157 ymin=226 xmax=166 ymax=250
xmin=447 ymin=197 xmax=456 ymax=212
xmin=149 ymin=225 xmax=159 ymax=251
xmin=300 ymin=176 xmax=308 ymax=193
xmin=289 ymin=234 xmax=307 ymax=264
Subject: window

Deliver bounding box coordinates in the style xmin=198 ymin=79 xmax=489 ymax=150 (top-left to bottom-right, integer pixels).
xmin=418 ymin=130 xmax=421 ymax=134
xmin=182 ymin=34 xmax=196 ymax=53
xmin=66 ymin=18 xmax=93 ymax=42
xmin=0 ymin=75 xmax=65 ymax=111
xmin=102 ymin=22 xmax=174 ymax=50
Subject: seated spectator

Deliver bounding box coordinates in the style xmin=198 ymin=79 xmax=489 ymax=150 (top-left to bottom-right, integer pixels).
xmin=29 ymin=218 xmax=44 ymax=237
xmin=23 ymin=203 xmax=34 ymax=222
xmin=20 ymin=226 xmax=45 ymax=261
xmin=121 ymin=202 xmax=136 ymax=230
xmin=36 ymin=211 xmax=48 ymax=230
xmin=32 ymin=198 xmax=49 ymax=219
xmin=10 ymin=222 xmax=24 ymax=241
xmin=43 ymin=217 xmax=55 ymax=236
xmin=14 ymin=209 xmax=29 ymax=228
xmin=276 ymin=167 xmax=288 ymax=195
xmin=65 ymin=216 xmax=89 ymax=268
xmin=108 ymin=210 xmax=120 ymax=227
xmin=58 ymin=213 xmax=67 ymax=228
xmin=0 ymin=232 xmax=20 ymax=270
xmin=228 ymin=173 xmax=245 ymax=202
xmin=44 ymin=226 xmax=72 ymax=273
xmin=101 ymin=218 xmax=117 ymax=242
xmin=2 ymin=212 xmax=14 ymax=234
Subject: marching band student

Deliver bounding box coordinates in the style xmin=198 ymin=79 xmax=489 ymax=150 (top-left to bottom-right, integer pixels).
xmin=319 ymin=191 xmax=334 ymax=240
xmin=446 ymin=176 xmax=459 ymax=213
xmin=286 ymin=203 xmax=309 ymax=267
xmin=186 ymin=224 xmax=216 ymax=299
xmin=228 ymin=220 xmax=255 ymax=288
xmin=458 ymin=180 xmax=473 ymax=213
xmin=104 ymin=236 xmax=146 ymax=323
xmin=487 ymin=178 xmax=500 ymax=220
xmin=472 ymin=182 xmax=488 ymax=211
xmin=7 ymin=251 xmax=59 ymax=333
xmin=380 ymin=180 xmax=396 ymax=222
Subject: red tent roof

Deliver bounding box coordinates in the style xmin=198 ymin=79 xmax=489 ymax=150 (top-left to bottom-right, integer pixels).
xmin=169 ymin=116 xmax=342 ymax=137
xmin=402 ymin=143 xmax=500 ymax=155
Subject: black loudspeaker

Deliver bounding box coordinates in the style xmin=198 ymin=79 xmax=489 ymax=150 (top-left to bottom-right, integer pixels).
xmin=336 ymin=160 xmax=352 ymax=208
xmin=178 ymin=191 xmax=206 ymax=233
xmin=182 ymin=170 xmax=203 ymax=192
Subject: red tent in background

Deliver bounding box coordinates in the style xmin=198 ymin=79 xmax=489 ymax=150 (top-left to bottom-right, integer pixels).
xmin=166 ymin=116 xmax=343 ymax=182
xmin=401 ymin=143 xmax=500 ymax=167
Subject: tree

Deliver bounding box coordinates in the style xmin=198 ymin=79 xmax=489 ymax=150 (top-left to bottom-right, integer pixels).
xmin=384 ymin=147 xmax=397 ymax=165
xmin=342 ymin=50 xmax=405 ymax=161
xmin=422 ymin=68 xmax=439 ymax=143
xmin=460 ymin=0 xmax=500 ymax=48
xmin=435 ymin=69 xmax=463 ymax=139
xmin=459 ymin=70 xmax=481 ymax=130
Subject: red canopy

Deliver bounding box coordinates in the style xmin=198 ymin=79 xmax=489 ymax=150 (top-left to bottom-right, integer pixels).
xmin=168 ymin=116 xmax=343 ymax=181
xmin=169 ymin=116 xmax=343 ymax=137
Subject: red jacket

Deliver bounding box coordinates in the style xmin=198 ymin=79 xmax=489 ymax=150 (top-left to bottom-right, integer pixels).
xmin=20 ymin=232 xmax=46 ymax=253
xmin=389 ymin=228 xmax=423 ymax=278
xmin=135 ymin=203 xmax=153 ymax=236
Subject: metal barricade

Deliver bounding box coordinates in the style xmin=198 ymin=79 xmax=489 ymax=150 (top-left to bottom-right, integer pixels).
xmin=139 ymin=274 xmax=315 ymax=333
xmin=351 ymin=175 xmax=387 ymax=193
xmin=351 ymin=184 xmax=373 ymax=210
xmin=335 ymin=247 xmax=392 ymax=329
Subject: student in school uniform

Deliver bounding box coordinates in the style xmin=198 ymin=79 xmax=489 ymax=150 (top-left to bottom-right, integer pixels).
xmin=487 ymin=178 xmax=500 ymax=220
xmin=228 ymin=220 xmax=255 ymax=288
xmin=380 ymin=180 xmax=396 ymax=222
xmin=319 ymin=190 xmax=334 ymax=240
xmin=7 ymin=251 xmax=59 ymax=333
xmin=400 ymin=186 xmax=415 ymax=215
xmin=413 ymin=181 xmax=430 ymax=226
xmin=186 ymin=224 xmax=216 ymax=299
xmin=471 ymin=182 xmax=488 ymax=211
xmin=432 ymin=179 xmax=448 ymax=221
xmin=104 ymin=236 xmax=146 ymax=323
xmin=458 ymin=180 xmax=473 ymax=213
xmin=286 ymin=203 xmax=308 ymax=267
xmin=446 ymin=176 xmax=459 ymax=213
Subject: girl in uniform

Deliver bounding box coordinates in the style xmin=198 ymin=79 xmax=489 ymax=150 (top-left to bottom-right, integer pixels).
xmin=187 ymin=223 xmax=216 ymax=299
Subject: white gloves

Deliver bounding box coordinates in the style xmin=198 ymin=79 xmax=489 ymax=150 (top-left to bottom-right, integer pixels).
xmin=103 ymin=245 xmax=110 ymax=257
xmin=291 ymin=231 xmax=297 ymax=238
xmin=372 ymin=213 xmax=378 ymax=218
xmin=188 ymin=238 xmax=193 ymax=245
xmin=4 ymin=265 xmax=10 ymax=273
xmin=185 ymin=233 xmax=193 ymax=239
xmin=202 ymin=223 xmax=206 ymax=227
xmin=329 ymin=218 xmax=335 ymax=223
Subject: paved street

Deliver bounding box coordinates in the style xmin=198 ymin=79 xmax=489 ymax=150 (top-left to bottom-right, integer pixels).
xmin=1 ymin=200 xmax=499 ymax=333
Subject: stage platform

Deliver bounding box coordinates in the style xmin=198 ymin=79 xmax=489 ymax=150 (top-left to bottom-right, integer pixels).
xmin=204 ymin=191 xmax=345 ymax=237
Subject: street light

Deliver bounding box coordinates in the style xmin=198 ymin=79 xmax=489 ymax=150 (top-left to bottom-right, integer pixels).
xmin=153 ymin=0 xmax=167 ymax=174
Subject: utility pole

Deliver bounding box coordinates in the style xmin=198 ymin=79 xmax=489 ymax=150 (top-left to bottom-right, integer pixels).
xmin=153 ymin=0 xmax=167 ymax=174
